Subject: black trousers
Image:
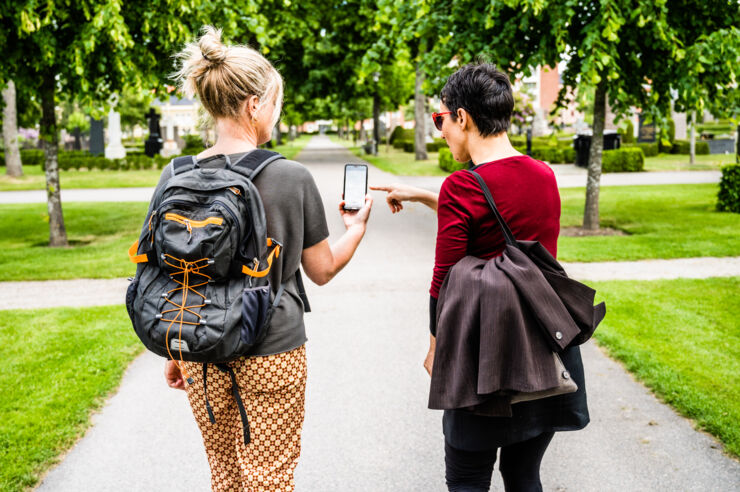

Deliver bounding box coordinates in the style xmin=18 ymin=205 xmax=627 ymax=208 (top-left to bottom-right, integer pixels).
xmin=445 ymin=431 xmax=555 ymax=492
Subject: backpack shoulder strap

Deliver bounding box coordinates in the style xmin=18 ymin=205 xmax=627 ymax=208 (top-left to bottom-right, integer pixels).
xmin=172 ymin=155 xmax=198 ymax=175
xmin=230 ymin=149 xmax=285 ymax=180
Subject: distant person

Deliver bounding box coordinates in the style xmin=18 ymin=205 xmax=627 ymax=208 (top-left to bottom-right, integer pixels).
xmin=373 ymin=63 xmax=589 ymax=492
xmin=162 ymin=26 xmax=373 ymax=491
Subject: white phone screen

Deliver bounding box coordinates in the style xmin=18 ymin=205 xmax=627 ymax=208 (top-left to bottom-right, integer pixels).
xmin=344 ymin=164 xmax=367 ymax=210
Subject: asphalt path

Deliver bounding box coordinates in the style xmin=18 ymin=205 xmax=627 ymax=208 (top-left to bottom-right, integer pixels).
xmin=34 ymin=137 xmax=740 ymax=491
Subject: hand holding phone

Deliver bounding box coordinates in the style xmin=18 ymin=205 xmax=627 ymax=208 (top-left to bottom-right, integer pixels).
xmin=343 ymin=164 xmax=368 ymax=211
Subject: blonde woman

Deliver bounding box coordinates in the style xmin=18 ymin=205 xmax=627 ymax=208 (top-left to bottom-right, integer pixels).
xmin=162 ymin=26 xmax=372 ymax=491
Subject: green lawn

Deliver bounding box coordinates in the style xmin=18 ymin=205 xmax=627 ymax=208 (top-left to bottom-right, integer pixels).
xmin=644 ymin=153 xmax=736 ymax=172
xmin=0 ymin=305 xmax=142 ymax=492
xmin=0 ymin=135 xmax=312 ymax=192
xmin=557 ymin=184 xmax=740 ymax=262
xmin=331 ymin=136 xmax=448 ymax=176
xmin=0 ymin=166 xmax=164 ymax=191
xmin=1 ymin=184 xmax=738 ymax=281
xmin=0 ymin=202 xmax=147 ymax=281
xmin=590 ymin=277 xmax=740 ymax=457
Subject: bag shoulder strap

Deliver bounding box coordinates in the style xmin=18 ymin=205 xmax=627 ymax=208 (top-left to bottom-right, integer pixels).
xmin=295 ymin=269 xmax=311 ymax=313
xmin=172 ymin=155 xmax=198 ymax=175
xmin=230 ymin=149 xmax=285 ymax=180
xmin=466 ymin=169 xmax=517 ymax=247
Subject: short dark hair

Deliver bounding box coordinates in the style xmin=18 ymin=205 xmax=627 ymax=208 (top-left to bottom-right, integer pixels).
xmin=440 ymin=63 xmax=514 ymax=137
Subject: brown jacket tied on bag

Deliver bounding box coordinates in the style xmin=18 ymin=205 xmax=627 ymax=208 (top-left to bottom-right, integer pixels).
xmin=428 ymin=170 xmax=606 ymax=417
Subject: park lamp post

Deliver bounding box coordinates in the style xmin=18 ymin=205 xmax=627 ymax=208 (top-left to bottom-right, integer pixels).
xmin=372 ymin=71 xmax=380 ymax=156
xmin=526 ymin=115 xmax=533 ymax=156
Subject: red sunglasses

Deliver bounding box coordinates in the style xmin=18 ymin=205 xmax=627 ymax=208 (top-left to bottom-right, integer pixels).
xmin=432 ymin=111 xmax=452 ymax=131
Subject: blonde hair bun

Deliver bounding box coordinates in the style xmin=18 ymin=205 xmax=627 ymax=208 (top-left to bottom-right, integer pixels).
xmin=198 ymin=26 xmax=227 ymax=64
xmin=173 ymin=25 xmax=283 ymax=126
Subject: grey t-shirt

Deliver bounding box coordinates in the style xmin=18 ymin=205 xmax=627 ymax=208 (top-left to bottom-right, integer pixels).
xmin=152 ymin=152 xmax=329 ymax=356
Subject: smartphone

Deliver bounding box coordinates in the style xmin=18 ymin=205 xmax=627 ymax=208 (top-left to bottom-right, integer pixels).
xmin=343 ymin=164 xmax=368 ymax=210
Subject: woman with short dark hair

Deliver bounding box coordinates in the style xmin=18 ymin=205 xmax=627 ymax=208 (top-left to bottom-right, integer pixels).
xmin=374 ymin=63 xmax=589 ymax=492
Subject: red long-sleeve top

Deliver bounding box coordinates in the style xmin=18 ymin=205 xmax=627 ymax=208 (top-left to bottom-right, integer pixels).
xmin=431 ymin=155 xmax=561 ymax=299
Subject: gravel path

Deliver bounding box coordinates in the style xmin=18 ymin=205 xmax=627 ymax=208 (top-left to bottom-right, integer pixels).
xmin=23 ymin=136 xmax=740 ymax=491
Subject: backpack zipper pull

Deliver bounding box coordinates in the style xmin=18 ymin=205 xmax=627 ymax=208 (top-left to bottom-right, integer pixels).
xmin=185 ymin=220 xmax=193 ymax=243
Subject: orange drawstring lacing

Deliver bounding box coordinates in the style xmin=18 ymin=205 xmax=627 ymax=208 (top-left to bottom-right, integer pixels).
xmin=160 ymin=254 xmax=213 ymax=384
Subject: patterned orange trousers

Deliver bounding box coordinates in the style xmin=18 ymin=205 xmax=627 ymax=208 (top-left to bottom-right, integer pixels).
xmin=183 ymin=345 xmax=307 ymax=492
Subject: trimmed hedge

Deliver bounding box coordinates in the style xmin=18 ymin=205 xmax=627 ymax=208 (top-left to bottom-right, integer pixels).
xmin=0 ymin=149 xmax=45 ymax=166
xmin=670 ymin=140 xmax=710 ymax=155
xmin=619 ymin=120 xmax=635 ymax=144
xmin=531 ymin=146 xmax=563 ymax=164
xmin=181 ymin=134 xmax=205 ymax=155
xmin=562 ymin=148 xmax=576 ymax=163
xmin=602 ymin=147 xmax=645 ymax=172
xmin=438 ymin=147 xmax=467 ymax=172
xmin=390 ymin=126 xmax=414 ymax=144
xmin=400 ymin=139 xmax=447 ymax=153
xmin=510 ymin=136 xmax=526 ymax=147
xmin=41 ymin=151 xmax=169 ymax=171
xmin=56 ymin=153 xmax=170 ymax=171
xmin=624 ymin=142 xmax=659 ymax=157
xmin=717 ymin=164 xmax=740 ymax=213
xmin=698 ymin=123 xmax=735 ymax=135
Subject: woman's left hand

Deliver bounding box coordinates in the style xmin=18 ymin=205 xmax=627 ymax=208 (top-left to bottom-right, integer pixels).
xmin=424 ymin=335 xmax=436 ymax=376
xmin=165 ymin=360 xmax=186 ymax=390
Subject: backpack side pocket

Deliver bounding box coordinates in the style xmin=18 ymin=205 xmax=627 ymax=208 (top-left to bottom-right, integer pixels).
xmin=241 ymin=285 xmax=272 ymax=346
xmin=126 ymin=277 xmax=140 ymax=324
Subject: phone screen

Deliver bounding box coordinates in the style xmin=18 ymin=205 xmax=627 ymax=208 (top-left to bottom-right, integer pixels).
xmin=343 ymin=164 xmax=368 ymax=210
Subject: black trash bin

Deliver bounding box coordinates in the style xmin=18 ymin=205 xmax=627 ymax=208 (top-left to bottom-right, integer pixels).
xmin=573 ymin=130 xmax=621 ymax=168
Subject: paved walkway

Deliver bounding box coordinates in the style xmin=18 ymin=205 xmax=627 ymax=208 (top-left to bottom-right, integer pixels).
xmin=18 ymin=136 xmax=740 ymax=491
xmin=4 ymin=255 xmax=740 ymax=311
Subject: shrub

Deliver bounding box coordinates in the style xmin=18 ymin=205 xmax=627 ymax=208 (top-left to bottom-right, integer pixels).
xmin=390 ymin=126 xmax=414 ymax=144
xmin=509 ymin=136 xmax=526 ymax=147
xmin=438 ymin=147 xmax=467 ymax=172
xmin=426 ymin=139 xmax=448 ymax=153
xmin=698 ymin=123 xmax=735 ymax=135
xmin=670 ymin=140 xmax=710 ymax=155
xmin=602 ymin=148 xmax=645 ymax=172
xmin=531 ymin=146 xmax=564 ymax=164
xmin=619 ymin=120 xmax=635 ymax=144
xmin=403 ymin=141 xmax=415 ymax=153
xmin=717 ymin=164 xmax=740 ymax=213
xmin=21 ymin=149 xmax=45 ymax=165
xmin=181 ymin=134 xmax=205 ymax=155
xmin=393 ymin=139 xmax=409 ymax=150
xmin=624 ymin=142 xmax=658 ymax=157
xmin=562 ymin=148 xmax=577 ymax=163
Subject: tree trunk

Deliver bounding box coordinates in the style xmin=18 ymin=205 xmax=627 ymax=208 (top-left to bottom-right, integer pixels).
xmin=414 ymin=61 xmax=428 ymax=161
xmin=359 ymin=120 xmax=366 ymax=143
xmin=689 ymin=110 xmax=696 ymax=165
xmin=274 ymin=123 xmax=283 ymax=146
xmin=2 ymin=80 xmax=23 ymax=177
xmin=40 ymin=72 xmax=68 ymax=247
xmin=372 ymin=92 xmax=380 ymax=155
xmin=583 ymin=80 xmax=606 ymax=231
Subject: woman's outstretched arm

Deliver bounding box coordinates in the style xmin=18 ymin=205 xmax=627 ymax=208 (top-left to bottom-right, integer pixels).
xmin=370 ymin=184 xmax=439 ymax=213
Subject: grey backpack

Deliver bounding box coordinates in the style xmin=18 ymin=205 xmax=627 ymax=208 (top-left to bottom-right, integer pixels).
xmin=125 ymin=150 xmax=306 ymax=444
